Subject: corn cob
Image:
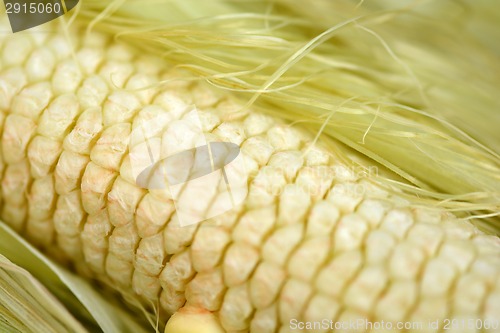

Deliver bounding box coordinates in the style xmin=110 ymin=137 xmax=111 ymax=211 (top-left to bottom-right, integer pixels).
xmin=0 ymin=15 xmax=500 ymax=333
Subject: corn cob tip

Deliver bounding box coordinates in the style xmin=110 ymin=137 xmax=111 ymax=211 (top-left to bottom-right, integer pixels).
xmin=164 ymin=306 xmax=224 ymax=333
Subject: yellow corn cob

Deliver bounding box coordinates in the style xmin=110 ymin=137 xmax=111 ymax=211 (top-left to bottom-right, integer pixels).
xmin=0 ymin=15 xmax=499 ymax=333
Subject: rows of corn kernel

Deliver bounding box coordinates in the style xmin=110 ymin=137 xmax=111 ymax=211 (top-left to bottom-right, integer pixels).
xmin=0 ymin=19 xmax=499 ymax=333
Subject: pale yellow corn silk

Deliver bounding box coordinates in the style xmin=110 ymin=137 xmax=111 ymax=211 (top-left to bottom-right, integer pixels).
xmin=0 ymin=0 xmax=499 ymax=333
xmin=75 ymin=0 xmax=500 ymax=231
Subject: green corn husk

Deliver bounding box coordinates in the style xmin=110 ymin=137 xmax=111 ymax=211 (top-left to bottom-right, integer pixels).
xmin=0 ymin=222 xmax=152 ymax=333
